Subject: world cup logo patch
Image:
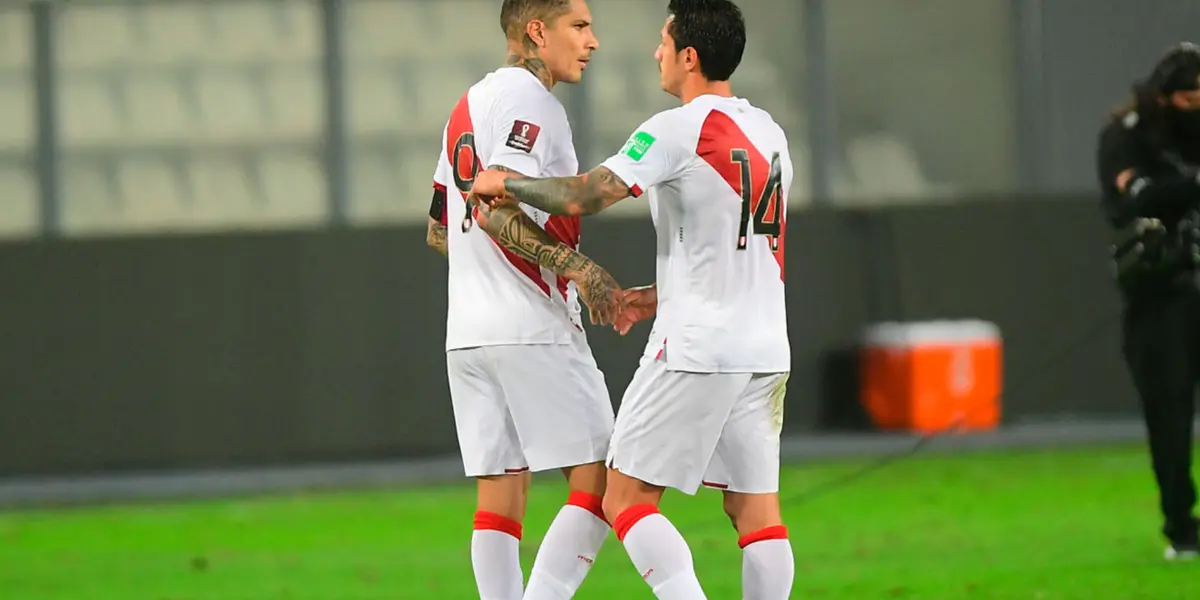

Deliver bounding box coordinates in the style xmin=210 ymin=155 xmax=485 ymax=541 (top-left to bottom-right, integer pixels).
xmin=505 ymin=120 xmax=541 ymax=153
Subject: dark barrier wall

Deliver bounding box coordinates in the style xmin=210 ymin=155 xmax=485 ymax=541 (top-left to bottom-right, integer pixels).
xmin=0 ymin=196 xmax=1137 ymax=477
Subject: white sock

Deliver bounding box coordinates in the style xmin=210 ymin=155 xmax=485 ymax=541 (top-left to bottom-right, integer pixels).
xmin=740 ymin=527 xmax=794 ymax=600
xmin=523 ymin=492 xmax=611 ymax=599
xmin=614 ymin=505 xmax=707 ymax=599
xmin=472 ymin=511 xmax=525 ymax=600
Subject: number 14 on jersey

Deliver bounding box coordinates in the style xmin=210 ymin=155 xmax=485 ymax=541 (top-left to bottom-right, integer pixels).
xmin=730 ymin=149 xmax=784 ymax=252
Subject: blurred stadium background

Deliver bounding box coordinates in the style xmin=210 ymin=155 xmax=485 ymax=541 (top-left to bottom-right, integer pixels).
xmin=3 ymin=0 xmax=1200 ymax=597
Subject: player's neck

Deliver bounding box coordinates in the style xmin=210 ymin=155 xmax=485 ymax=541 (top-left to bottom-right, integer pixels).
xmin=679 ymin=78 xmax=733 ymax=105
xmin=505 ymin=46 xmax=556 ymax=90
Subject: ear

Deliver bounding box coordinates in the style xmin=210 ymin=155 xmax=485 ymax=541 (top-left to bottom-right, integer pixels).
xmin=526 ymin=20 xmax=548 ymax=48
xmin=682 ymin=47 xmax=700 ymax=73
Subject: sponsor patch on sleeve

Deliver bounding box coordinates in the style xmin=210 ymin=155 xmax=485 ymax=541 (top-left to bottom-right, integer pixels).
xmin=621 ymin=131 xmax=657 ymax=161
xmin=505 ymin=120 xmax=542 ymax=153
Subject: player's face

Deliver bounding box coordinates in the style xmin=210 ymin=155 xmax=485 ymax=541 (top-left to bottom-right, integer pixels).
xmin=654 ymin=16 xmax=685 ymax=98
xmin=541 ymin=0 xmax=599 ymax=85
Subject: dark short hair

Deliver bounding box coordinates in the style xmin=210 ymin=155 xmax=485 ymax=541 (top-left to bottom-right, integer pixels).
xmin=500 ymin=0 xmax=573 ymax=42
xmin=666 ymin=0 xmax=746 ymax=82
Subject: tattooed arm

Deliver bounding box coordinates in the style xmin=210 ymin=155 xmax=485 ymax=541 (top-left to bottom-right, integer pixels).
xmin=499 ymin=166 xmax=633 ymax=217
xmin=426 ymin=217 xmax=448 ymax=257
xmin=426 ymin=184 xmax=449 ymax=257
xmin=474 ymin=200 xmax=623 ymax=325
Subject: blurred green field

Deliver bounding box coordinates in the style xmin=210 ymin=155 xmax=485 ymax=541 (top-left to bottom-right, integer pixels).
xmin=1 ymin=444 xmax=1197 ymax=599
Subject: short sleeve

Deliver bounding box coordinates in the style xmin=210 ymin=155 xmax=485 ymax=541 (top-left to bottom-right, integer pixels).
xmin=599 ymin=111 xmax=690 ymax=197
xmin=486 ymin=96 xmax=560 ymax=176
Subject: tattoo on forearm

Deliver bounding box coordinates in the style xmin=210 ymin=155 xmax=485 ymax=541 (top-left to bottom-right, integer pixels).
xmin=478 ymin=201 xmax=622 ymax=324
xmin=427 ymin=223 xmax=448 ymax=257
xmin=506 ymin=53 xmax=553 ymax=89
xmin=504 ymin=167 xmax=631 ymax=216
xmin=481 ymin=203 xmax=588 ymax=277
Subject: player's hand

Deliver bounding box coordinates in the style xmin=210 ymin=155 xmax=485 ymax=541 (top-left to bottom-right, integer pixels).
xmin=575 ymin=263 xmax=625 ymax=327
xmin=468 ymin=169 xmax=516 ymax=210
xmin=612 ymin=284 xmax=657 ymax=335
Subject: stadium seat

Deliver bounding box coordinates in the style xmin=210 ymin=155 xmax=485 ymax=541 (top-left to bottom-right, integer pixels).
xmin=57 ymin=4 xmax=138 ymax=69
xmin=116 ymin=159 xmax=193 ymax=230
xmin=0 ymin=162 xmax=37 ymax=239
xmin=785 ymin=143 xmax=813 ymax=206
xmin=195 ymin=71 xmax=266 ymax=143
xmin=138 ymin=3 xmax=211 ymax=65
xmin=347 ymin=0 xmax=431 ymax=61
xmin=588 ymin=60 xmax=663 ymax=134
xmin=123 ymin=74 xmax=196 ymax=145
xmin=410 ymin=63 xmax=480 ymax=134
xmin=0 ymin=74 xmax=31 ymax=152
xmin=734 ymin=57 xmax=802 ymax=132
xmin=347 ymin=149 xmax=399 ymax=222
xmin=60 ymin=160 xmax=126 ymax=235
xmin=353 ymin=147 xmax=444 ymax=222
xmin=37 ymin=0 xmax=817 ymax=233
xmin=426 ymin=1 xmax=500 ymax=58
xmin=186 ymin=158 xmax=256 ymax=227
xmin=587 ymin=63 xmax=631 ymax=129
xmin=846 ymin=133 xmax=932 ymax=201
xmin=60 ymin=76 xmax=125 ymax=147
xmin=208 ymin=2 xmax=289 ymax=62
xmin=277 ymin=1 xmax=323 ymax=63
xmin=0 ymin=8 xmax=29 ymax=71
xmin=347 ymin=67 xmax=407 ymax=136
xmin=262 ymin=67 xmax=322 ymax=140
xmin=258 ymin=154 xmax=327 ymax=226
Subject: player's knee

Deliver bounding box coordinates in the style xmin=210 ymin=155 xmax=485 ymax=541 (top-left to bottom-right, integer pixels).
xmin=600 ymin=472 xmax=637 ymax=523
xmin=600 ymin=489 xmax=627 ymax=525
xmin=562 ymin=461 xmax=607 ymax=497
xmin=601 ymin=469 xmax=664 ymax=524
xmin=475 ymin=473 xmax=530 ymax=522
xmin=724 ymin=491 xmax=783 ymax=537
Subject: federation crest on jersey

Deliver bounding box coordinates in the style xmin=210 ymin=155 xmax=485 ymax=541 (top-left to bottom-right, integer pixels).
xmin=505 ymin=120 xmax=542 ymax=153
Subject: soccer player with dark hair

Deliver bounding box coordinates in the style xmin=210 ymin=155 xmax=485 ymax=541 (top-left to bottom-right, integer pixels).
xmin=426 ymin=1 xmax=622 ymax=597
xmin=472 ymin=1 xmax=795 ymax=596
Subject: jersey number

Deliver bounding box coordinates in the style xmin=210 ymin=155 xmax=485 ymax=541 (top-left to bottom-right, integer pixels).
xmin=731 ymin=149 xmax=783 ymax=251
xmin=451 ymin=132 xmax=481 ymax=232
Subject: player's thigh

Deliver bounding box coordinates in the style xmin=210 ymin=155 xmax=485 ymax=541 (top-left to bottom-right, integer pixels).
xmin=446 ymin=348 xmax=527 ymax=477
xmin=703 ymin=372 xmax=789 ymax=494
xmin=488 ymin=343 xmax=615 ymax=472
xmin=608 ymin=360 xmax=751 ymax=495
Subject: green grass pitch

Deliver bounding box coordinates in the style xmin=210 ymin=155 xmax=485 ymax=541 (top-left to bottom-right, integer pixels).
xmin=1 ymin=444 xmax=1197 ymax=599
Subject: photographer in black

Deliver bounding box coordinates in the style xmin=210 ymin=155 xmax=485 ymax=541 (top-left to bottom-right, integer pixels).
xmin=1098 ymin=42 xmax=1200 ymax=561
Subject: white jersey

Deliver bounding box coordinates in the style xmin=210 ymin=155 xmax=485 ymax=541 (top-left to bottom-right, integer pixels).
xmin=599 ymin=94 xmax=792 ymax=373
xmin=432 ymin=67 xmax=584 ymax=351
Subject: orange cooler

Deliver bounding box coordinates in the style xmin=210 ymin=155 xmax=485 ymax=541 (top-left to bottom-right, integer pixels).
xmin=860 ymin=320 xmax=1003 ymax=433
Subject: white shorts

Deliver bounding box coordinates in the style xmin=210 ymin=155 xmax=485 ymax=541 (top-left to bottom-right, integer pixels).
xmin=446 ymin=337 xmax=614 ymax=477
xmin=607 ymin=357 xmax=788 ymax=495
